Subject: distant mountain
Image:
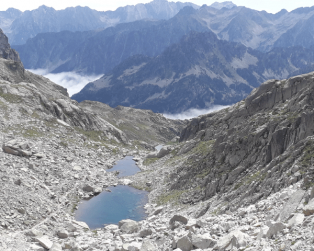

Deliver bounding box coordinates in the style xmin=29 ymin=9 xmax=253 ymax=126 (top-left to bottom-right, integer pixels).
xmin=0 ymin=8 xmax=22 ymax=36
xmin=1 ymin=0 xmax=199 ymax=45
xmin=72 ymin=31 xmax=314 ymax=113
xmin=210 ymin=1 xmax=236 ymax=10
xmin=14 ymin=7 xmax=209 ymax=74
xmin=13 ymin=4 xmax=314 ymax=75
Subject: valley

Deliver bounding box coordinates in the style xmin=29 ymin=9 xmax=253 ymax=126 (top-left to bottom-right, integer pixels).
xmin=0 ymin=1 xmax=314 ymax=251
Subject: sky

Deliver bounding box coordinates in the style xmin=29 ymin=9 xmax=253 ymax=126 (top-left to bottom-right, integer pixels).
xmin=0 ymin=0 xmax=314 ymax=14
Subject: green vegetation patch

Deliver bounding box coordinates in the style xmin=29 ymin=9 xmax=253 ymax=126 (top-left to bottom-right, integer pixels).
xmin=143 ymin=157 xmax=159 ymax=166
xmin=0 ymin=90 xmax=22 ymax=103
xmin=191 ymin=140 xmax=215 ymax=156
xmin=156 ymin=190 xmax=185 ymax=205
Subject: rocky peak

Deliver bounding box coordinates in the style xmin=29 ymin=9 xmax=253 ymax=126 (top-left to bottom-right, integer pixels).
xmin=210 ymin=1 xmax=237 ymax=10
xmin=0 ymin=28 xmax=22 ymax=65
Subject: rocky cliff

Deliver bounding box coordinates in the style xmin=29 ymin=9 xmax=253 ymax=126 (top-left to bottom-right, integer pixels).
xmin=139 ymin=72 xmax=314 ymax=210
xmin=0 ymin=28 xmax=22 ymax=64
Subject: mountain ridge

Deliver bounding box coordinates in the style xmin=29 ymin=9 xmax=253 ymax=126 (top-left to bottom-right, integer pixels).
xmin=72 ymin=31 xmax=314 ymax=113
xmin=1 ymin=0 xmax=199 ymax=45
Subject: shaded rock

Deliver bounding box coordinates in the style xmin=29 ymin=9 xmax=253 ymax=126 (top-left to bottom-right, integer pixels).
xmin=82 ymin=184 xmax=94 ymax=193
xmin=2 ymin=139 xmax=32 ymax=157
xmin=303 ymin=199 xmax=314 ymax=216
xmin=266 ymin=221 xmax=286 ymax=238
xmin=139 ymin=228 xmax=153 ymax=238
xmin=176 ymin=236 xmax=193 ymax=251
xmin=169 ymin=215 xmax=188 ymax=225
xmin=57 ymin=228 xmax=69 ymax=239
xmin=153 ymin=206 xmax=163 ymax=215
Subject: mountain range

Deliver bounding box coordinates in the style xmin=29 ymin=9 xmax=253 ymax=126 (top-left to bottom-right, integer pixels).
xmin=0 ymin=0 xmax=199 ymax=45
xmin=72 ymin=31 xmax=314 ymax=113
xmin=12 ymin=3 xmax=314 ymax=76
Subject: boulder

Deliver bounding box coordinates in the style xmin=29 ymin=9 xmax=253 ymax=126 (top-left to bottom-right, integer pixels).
xmin=2 ymin=139 xmax=33 ymax=157
xmin=216 ymin=229 xmax=249 ymax=250
xmin=50 ymin=243 xmax=62 ymax=251
xmin=169 ymin=215 xmax=188 ymax=225
xmin=35 ymin=236 xmax=53 ymax=249
xmin=176 ymin=236 xmax=193 ymax=251
xmin=277 ymin=190 xmax=305 ymax=221
xmin=266 ymin=221 xmax=286 ymax=238
xmin=25 ymin=229 xmax=43 ymax=237
xmin=303 ymin=199 xmax=314 ymax=216
xmin=82 ymin=185 xmax=94 ymax=193
xmin=140 ymin=240 xmax=157 ymax=251
xmin=139 ymin=228 xmax=153 ymax=238
xmin=122 ymin=242 xmax=141 ymax=251
xmin=191 ymin=233 xmax=216 ymax=249
xmin=72 ymin=220 xmax=89 ymax=230
xmin=157 ymin=146 xmax=172 ymax=158
xmin=288 ymin=213 xmax=305 ymax=227
xmin=105 ymin=224 xmax=119 ymax=232
xmin=57 ymin=228 xmax=69 ymax=239
xmin=119 ymin=219 xmax=140 ymax=234
xmin=153 ymin=206 xmax=163 ymax=215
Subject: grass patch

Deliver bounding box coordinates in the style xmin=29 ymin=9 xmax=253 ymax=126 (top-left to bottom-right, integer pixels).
xmin=0 ymin=92 xmax=22 ymax=103
xmin=21 ymin=127 xmax=44 ymax=138
xmin=156 ymin=190 xmax=185 ymax=205
xmin=143 ymin=157 xmax=159 ymax=166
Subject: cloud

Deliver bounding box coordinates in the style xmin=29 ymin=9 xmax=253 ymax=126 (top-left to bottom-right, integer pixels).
xmin=27 ymin=69 xmax=102 ymax=96
xmin=163 ymin=105 xmax=229 ymax=120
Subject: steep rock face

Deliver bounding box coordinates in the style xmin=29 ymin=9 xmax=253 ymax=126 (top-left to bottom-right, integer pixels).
xmin=72 ymin=31 xmax=314 ymax=113
xmin=6 ymin=0 xmax=199 ymax=45
xmin=0 ymin=28 xmax=22 ymax=64
xmin=152 ymin=72 xmax=314 ymax=210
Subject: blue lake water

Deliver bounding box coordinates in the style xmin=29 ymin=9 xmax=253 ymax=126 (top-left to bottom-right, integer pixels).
xmin=107 ymin=156 xmax=141 ymax=177
xmin=75 ymin=156 xmax=148 ymax=229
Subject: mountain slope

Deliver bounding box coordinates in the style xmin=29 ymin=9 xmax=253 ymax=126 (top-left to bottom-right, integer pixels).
xmin=72 ymin=31 xmax=314 ymax=113
xmin=4 ymin=0 xmax=199 ymax=45
xmin=137 ymin=70 xmax=314 ymax=214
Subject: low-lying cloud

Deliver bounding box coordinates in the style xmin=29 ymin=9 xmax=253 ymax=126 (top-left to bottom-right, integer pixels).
xmin=27 ymin=69 xmax=102 ymax=96
xmin=163 ymin=105 xmax=230 ymax=120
